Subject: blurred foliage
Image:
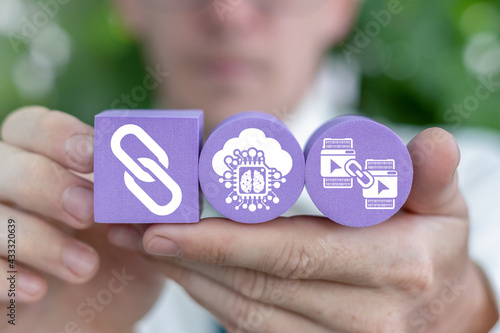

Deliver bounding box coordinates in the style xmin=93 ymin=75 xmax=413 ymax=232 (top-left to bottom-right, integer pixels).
xmin=0 ymin=0 xmax=499 ymax=131
xmin=0 ymin=0 xmax=150 ymax=126
xmin=343 ymin=0 xmax=500 ymax=130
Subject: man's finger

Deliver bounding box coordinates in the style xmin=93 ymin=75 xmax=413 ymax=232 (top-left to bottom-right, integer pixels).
xmin=0 ymin=260 xmax=47 ymax=303
xmin=0 ymin=142 xmax=94 ymax=228
xmin=1 ymin=106 xmax=94 ymax=173
xmin=404 ymin=127 xmax=467 ymax=218
xmin=163 ymin=258 xmax=398 ymax=332
xmin=0 ymin=204 xmax=100 ymax=284
xmin=155 ymin=260 xmax=332 ymax=333
xmin=143 ymin=214 xmax=435 ymax=287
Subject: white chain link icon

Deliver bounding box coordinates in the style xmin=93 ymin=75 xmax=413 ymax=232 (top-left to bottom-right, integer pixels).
xmin=111 ymin=124 xmax=182 ymax=216
xmin=345 ymin=159 xmax=375 ymax=189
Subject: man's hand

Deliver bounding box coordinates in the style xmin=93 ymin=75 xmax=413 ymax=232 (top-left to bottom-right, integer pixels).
xmin=0 ymin=107 xmax=165 ymax=333
xmin=112 ymin=128 xmax=498 ymax=332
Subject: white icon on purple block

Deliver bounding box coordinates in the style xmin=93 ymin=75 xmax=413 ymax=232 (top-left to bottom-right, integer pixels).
xmin=212 ymin=128 xmax=291 ymax=213
xmin=219 ymin=148 xmax=286 ymax=212
xmin=320 ymin=138 xmax=356 ymax=189
xmin=320 ymin=138 xmax=399 ymax=210
xmin=363 ymin=159 xmax=398 ymax=210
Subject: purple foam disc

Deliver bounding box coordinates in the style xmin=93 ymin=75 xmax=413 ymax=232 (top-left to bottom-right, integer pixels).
xmin=199 ymin=111 xmax=305 ymax=223
xmin=94 ymin=109 xmax=203 ymax=223
xmin=304 ymin=115 xmax=413 ymax=227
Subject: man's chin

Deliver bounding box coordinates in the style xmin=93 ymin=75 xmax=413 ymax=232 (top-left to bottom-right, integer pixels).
xmin=201 ymin=100 xmax=272 ymax=129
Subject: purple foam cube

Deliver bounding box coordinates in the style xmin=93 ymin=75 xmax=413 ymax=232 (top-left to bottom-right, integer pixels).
xmin=199 ymin=112 xmax=305 ymax=223
xmin=94 ymin=110 xmax=203 ymax=223
xmin=304 ymin=115 xmax=413 ymax=227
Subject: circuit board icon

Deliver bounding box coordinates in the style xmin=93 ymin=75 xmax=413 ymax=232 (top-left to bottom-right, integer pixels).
xmin=219 ymin=148 xmax=286 ymax=212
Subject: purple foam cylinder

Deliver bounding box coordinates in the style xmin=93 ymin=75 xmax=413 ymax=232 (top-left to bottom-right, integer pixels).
xmin=94 ymin=109 xmax=203 ymax=223
xmin=304 ymin=115 xmax=413 ymax=227
xmin=199 ymin=111 xmax=305 ymax=223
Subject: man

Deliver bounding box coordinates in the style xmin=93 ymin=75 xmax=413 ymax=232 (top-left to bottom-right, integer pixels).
xmin=0 ymin=0 xmax=498 ymax=332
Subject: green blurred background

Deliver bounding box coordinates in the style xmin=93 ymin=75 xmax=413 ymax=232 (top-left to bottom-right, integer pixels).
xmin=0 ymin=0 xmax=499 ymax=130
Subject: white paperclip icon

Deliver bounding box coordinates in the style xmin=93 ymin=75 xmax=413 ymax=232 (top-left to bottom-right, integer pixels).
xmin=111 ymin=124 xmax=182 ymax=216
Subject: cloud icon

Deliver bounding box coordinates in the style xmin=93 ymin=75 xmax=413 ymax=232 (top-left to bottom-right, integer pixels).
xmin=212 ymin=128 xmax=293 ymax=176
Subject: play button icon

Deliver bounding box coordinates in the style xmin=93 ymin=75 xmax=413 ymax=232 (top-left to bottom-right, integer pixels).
xmin=330 ymin=160 xmax=341 ymax=173
xmin=378 ymin=180 xmax=389 ymax=195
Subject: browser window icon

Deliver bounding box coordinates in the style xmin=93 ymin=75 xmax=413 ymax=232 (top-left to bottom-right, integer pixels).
xmin=320 ymin=138 xmax=356 ymax=188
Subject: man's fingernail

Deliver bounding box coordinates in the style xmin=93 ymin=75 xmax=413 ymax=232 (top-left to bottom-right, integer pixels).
xmin=146 ymin=236 xmax=181 ymax=257
xmin=108 ymin=226 xmax=143 ymax=251
xmin=62 ymin=186 xmax=94 ymax=223
xmin=18 ymin=272 xmax=45 ymax=296
xmin=66 ymin=133 xmax=94 ymax=169
xmin=63 ymin=242 xmax=98 ymax=277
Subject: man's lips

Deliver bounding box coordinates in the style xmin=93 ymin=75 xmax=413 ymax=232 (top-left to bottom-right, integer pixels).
xmin=199 ymin=56 xmax=259 ymax=81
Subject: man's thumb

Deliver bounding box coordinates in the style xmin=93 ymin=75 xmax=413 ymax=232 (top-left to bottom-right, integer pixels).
xmin=403 ymin=127 xmax=467 ymax=218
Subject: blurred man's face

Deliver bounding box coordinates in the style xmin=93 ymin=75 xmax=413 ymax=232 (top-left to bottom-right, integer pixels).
xmin=116 ymin=0 xmax=358 ymax=131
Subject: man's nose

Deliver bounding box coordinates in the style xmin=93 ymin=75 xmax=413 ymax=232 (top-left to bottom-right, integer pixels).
xmin=206 ymin=0 xmax=263 ymax=37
